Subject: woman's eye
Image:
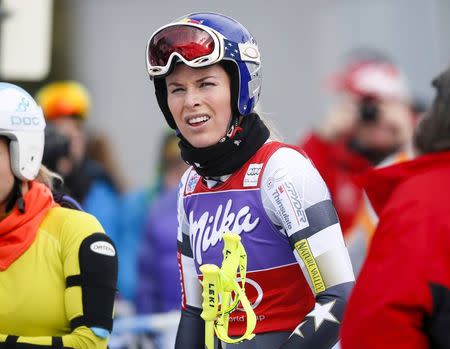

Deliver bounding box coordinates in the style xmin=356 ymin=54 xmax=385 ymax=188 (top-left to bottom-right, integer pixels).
xmin=200 ymin=82 xmax=214 ymax=88
xmin=170 ymin=87 xmax=184 ymax=93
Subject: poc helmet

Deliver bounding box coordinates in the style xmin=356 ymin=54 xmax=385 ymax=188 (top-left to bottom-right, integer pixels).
xmin=35 ymin=81 xmax=91 ymax=121
xmin=0 ymin=83 xmax=46 ymax=181
xmin=146 ymin=12 xmax=262 ymax=129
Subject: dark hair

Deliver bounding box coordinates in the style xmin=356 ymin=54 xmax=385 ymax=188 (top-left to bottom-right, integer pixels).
xmin=414 ymin=67 xmax=450 ymax=154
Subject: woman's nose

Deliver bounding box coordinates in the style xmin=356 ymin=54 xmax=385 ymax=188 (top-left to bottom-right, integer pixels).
xmin=184 ymin=89 xmax=201 ymax=108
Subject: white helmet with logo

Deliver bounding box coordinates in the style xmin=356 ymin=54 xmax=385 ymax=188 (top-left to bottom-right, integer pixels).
xmin=0 ymin=82 xmax=46 ymax=180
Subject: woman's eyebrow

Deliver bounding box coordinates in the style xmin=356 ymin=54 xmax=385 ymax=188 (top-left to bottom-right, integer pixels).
xmin=167 ymin=81 xmax=184 ymax=87
xmin=196 ymin=76 xmax=216 ymax=83
xmin=167 ymin=75 xmax=216 ymax=87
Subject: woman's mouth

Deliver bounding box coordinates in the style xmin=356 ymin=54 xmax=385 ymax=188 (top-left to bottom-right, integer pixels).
xmin=187 ymin=115 xmax=210 ymax=127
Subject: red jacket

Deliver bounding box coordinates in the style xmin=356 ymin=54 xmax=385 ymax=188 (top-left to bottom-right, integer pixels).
xmin=340 ymin=151 xmax=450 ymax=349
xmin=301 ymin=133 xmax=371 ymax=234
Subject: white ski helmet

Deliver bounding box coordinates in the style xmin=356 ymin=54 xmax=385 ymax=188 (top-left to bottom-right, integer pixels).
xmin=0 ymin=82 xmax=46 ymax=180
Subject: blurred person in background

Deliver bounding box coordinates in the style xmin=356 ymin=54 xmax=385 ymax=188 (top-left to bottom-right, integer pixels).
xmin=135 ymin=131 xmax=188 ymax=348
xmin=117 ymin=131 xmax=183 ymax=308
xmin=344 ymin=95 xmax=427 ymax=273
xmin=111 ymin=132 xmax=187 ymax=349
xmin=299 ymin=54 xmax=416 ymax=271
xmin=42 ymin=123 xmax=71 ymax=179
xmin=36 ymin=80 xmax=122 ymax=245
xmin=146 ymin=12 xmax=354 ymax=349
xmin=136 ymin=131 xmax=188 ymax=313
xmin=42 ymin=123 xmax=85 ymax=210
xmin=340 ymin=65 xmax=450 ymax=349
xmin=0 ymin=82 xmax=118 ymax=348
xmin=86 ymin=131 xmax=127 ymax=193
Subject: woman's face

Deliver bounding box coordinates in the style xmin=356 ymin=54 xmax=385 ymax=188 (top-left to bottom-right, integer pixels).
xmin=51 ymin=117 xmax=86 ymax=166
xmin=166 ymin=64 xmax=232 ymax=148
xmin=354 ymin=98 xmax=413 ymax=152
xmin=0 ymin=138 xmax=15 ymax=214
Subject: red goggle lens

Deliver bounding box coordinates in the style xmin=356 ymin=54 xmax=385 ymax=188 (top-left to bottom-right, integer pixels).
xmin=148 ymin=25 xmax=216 ymax=67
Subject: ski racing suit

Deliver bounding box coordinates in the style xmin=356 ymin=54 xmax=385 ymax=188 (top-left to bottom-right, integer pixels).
xmin=175 ymin=141 xmax=355 ymax=348
xmin=0 ymin=184 xmax=118 ymax=348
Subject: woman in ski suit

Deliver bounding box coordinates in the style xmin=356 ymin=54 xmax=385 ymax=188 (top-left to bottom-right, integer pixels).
xmin=0 ymin=83 xmax=117 ymax=348
xmin=145 ymin=12 xmax=354 ymax=348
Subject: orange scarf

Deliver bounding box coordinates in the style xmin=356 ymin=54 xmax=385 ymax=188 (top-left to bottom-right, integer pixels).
xmin=0 ymin=182 xmax=57 ymax=270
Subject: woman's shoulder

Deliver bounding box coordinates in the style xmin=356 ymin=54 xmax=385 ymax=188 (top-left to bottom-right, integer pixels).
xmin=41 ymin=206 xmax=105 ymax=242
xmin=261 ymin=143 xmax=331 ymax=203
xmin=46 ymin=205 xmax=101 ymax=222
xmin=178 ymin=165 xmax=199 ymax=193
xmin=264 ymin=143 xmax=316 ymax=173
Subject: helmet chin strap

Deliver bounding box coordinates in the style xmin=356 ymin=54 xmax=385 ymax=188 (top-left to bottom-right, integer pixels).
xmin=219 ymin=114 xmax=241 ymax=143
xmin=5 ymin=178 xmax=26 ymax=214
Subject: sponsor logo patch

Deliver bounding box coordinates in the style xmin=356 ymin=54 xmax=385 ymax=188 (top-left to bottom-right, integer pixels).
xmin=284 ymin=181 xmax=308 ymax=226
xmin=186 ymin=170 xmax=200 ymax=194
xmin=189 ymin=199 xmax=259 ymax=264
xmin=243 ymin=163 xmax=263 ymax=187
xmin=294 ymin=239 xmax=325 ymax=293
xmin=269 ymin=180 xmax=309 ymax=234
xmin=90 ymin=241 xmax=116 ymax=256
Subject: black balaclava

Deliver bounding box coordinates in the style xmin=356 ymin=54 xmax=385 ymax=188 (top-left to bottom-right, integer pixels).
xmin=179 ymin=113 xmax=269 ymax=177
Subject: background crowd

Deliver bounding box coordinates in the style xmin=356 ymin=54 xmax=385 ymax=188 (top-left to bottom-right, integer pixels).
xmin=1 ymin=1 xmax=449 ymax=349
xmin=30 ymin=52 xmax=434 ymax=348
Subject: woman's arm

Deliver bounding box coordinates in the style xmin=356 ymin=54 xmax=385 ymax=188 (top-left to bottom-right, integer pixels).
xmin=0 ymin=212 xmax=118 ymax=349
xmin=261 ymin=147 xmax=355 ymax=348
xmin=174 ymin=171 xmax=205 ymax=348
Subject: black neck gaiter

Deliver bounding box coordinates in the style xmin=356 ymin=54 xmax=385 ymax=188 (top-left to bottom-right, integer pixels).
xmin=178 ymin=113 xmax=270 ymax=177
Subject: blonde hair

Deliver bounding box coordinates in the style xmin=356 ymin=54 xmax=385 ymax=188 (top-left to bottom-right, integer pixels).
xmin=35 ymin=165 xmax=63 ymax=190
xmin=256 ymin=109 xmax=284 ymax=142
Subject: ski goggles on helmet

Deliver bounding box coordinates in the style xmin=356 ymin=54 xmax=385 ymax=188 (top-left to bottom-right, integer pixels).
xmin=146 ymin=23 xmax=224 ymax=78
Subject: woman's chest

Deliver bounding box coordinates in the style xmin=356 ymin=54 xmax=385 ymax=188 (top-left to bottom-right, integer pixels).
xmin=0 ymin=232 xmax=67 ymax=335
